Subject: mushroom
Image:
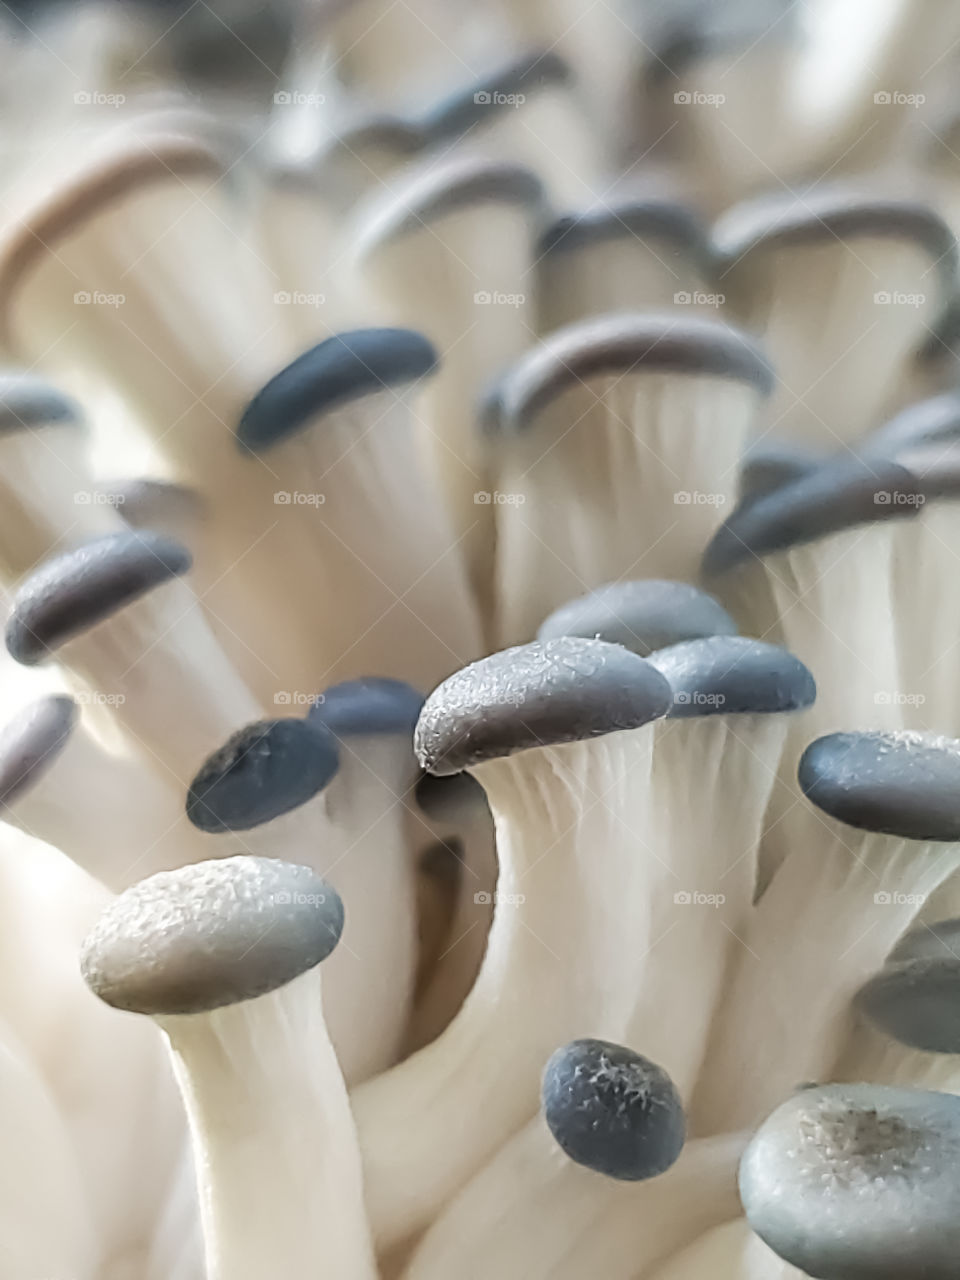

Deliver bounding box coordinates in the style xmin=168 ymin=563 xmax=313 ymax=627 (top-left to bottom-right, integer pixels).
xmin=739 ymin=1083 xmax=960 ymax=1279
xmin=81 ymin=856 xmax=377 ymax=1280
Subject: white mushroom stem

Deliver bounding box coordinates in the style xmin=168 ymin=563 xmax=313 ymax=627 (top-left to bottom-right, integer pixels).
xmin=252 ymin=385 xmax=483 ymax=688
xmin=45 ymin=577 xmax=263 ymax=781
xmin=0 ymin=1012 xmax=100 ymax=1280
xmin=692 ymin=816 xmax=960 ymax=1134
xmin=356 ymin=727 xmax=676 ymax=1249
xmin=645 ymin=1218 xmax=806 ymax=1279
xmin=158 ymin=972 xmax=376 ymax=1280
xmin=0 ymin=712 xmax=211 ymax=890
xmin=401 ymin=1128 xmax=746 ymax=1280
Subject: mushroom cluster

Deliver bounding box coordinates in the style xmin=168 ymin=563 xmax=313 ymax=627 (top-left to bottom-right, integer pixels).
xmin=1 ymin=1 xmax=960 ymax=1278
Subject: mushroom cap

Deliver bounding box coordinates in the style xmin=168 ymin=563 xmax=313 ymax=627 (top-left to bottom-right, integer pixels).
xmin=81 ymin=856 xmax=344 ymax=1016
xmin=536 ymin=199 xmax=707 ymax=261
xmin=889 ymin=917 xmax=960 ymax=964
xmin=542 ymin=1038 xmax=686 ymax=1181
xmin=703 ymin=455 xmax=924 ymax=578
xmin=308 ymin=677 xmax=424 ymax=738
xmin=0 ymin=370 xmax=81 ymax=433
xmin=536 ymin=579 xmax=737 ymax=656
xmin=186 ymin=718 xmax=340 ymax=833
xmin=488 ymin=313 xmax=773 ymax=435
xmin=0 ymin=695 xmax=77 ymax=805
xmin=865 ymin=393 xmax=960 ymax=458
xmin=739 ymin=1083 xmax=960 ymax=1280
xmin=648 ymin=635 xmax=816 ymax=718
xmin=798 ymin=730 xmax=960 ymax=842
xmin=101 ymin=478 xmax=205 ymax=534
xmin=421 ymin=50 xmax=572 ymax=139
xmin=237 ymin=328 xmax=438 ymax=452
xmin=738 ymin=439 xmax=823 ymax=503
xmin=414 ymin=637 xmax=673 ymax=775
xmin=5 ymin=532 xmax=192 ymax=665
xmin=855 ymin=957 xmax=960 ymax=1053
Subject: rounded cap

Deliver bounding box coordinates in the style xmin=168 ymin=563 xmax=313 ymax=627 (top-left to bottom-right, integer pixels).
xmin=537 ymin=580 xmax=737 ymax=656
xmin=0 ymin=695 xmax=77 ymax=805
xmin=889 ymin=917 xmax=960 ymax=965
xmin=186 ymin=719 xmax=340 ymax=833
xmin=488 ymin=314 xmax=773 ymax=435
xmin=855 ymin=958 xmax=960 ymax=1053
xmin=738 ymin=439 xmax=823 ymax=503
xmin=309 ymin=677 xmax=424 ymax=738
xmin=237 ymin=329 xmax=438 ymax=453
xmin=703 ymin=455 xmax=924 ymax=578
xmin=798 ymin=730 xmax=960 ymax=841
xmin=537 ymin=199 xmax=707 ymax=260
xmin=0 ymin=371 xmax=81 ymax=433
xmin=542 ymin=1038 xmax=686 ymax=1181
xmin=739 ymin=1083 xmax=960 ymax=1279
xmin=649 ymin=635 xmax=816 ymax=718
xmin=6 ymin=532 xmax=192 ymax=665
xmin=80 ymin=856 xmax=344 ymax=1016
xmin=414 ymin=637 xmax=673 ymax=775
xmin=421 ymin=50 xmax=572 ymax=139
xmin=713 ymin=190 xmax=959 ymax=289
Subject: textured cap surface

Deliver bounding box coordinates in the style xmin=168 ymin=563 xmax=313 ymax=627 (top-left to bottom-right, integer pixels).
xmin=415 ymin=637 xmax=672 ymax=774
xmin=6 ymin=532 xmax=192 ymax=665
xmin=798 ymin=730 xmax=960 ymax=841
xmin=80 ymin=856 xmax=344 ymax=1015
xmin=537 ymin=580 xmax=737 ymax=655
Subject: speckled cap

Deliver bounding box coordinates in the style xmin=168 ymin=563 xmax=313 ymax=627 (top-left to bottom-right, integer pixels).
xmin=536 ymin=580 xmax=737 ymax=656
xmin=0 ymin=695 xmax=77 ymax=805
xmin=487 ymin=313 xmax=774 ymax=435
xmin=739 ymin=1084 xmax=960 ymax=1280
xmin=80 ymin=856 xmax=344 ymax=1016
xmin=186 ymin=719 xmax=340 ymax=833
xmin=542 ymin=1038 xmax=686 ymax=1181
xmin=798 ymin=730 xmax=960 ymax=841
xmin=237 ymin=329 xmax=438 ymax=452
xmin=703 ymin=455 xmax=924 ymax=578
xmin=649 ymin=635 xmax=816 ymax=718
xmin=414 ymin=636 xmax=672 ymax=775
xmin=5 ymin=532 xmax=192 ymax=665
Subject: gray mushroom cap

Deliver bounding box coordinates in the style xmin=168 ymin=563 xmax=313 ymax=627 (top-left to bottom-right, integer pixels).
xmin=80 ymin=856 xmax=344 ymax=1016
xmin=237 ymin=329 xmax=438 ymax=453
xmin=703 ymin=455 xmax=924 ymax=578
xmin=864 ymin=393 xmax=960 ymax=459
xmin=186 ymin=718 xmax=340 ymax=833
xmin=0 ymin=695 xmax=77 ymax=806
xmin=420 ymin=50 xmax=572 ymax=140
xmin=541 ymin=1038 xmax=686 ymax=1181
xmin=889 ymin=917 xmax=960 ymax=964
xmin=648 ymin=635 xmax=816 ymax=718
xmin=536 ymin=199 xmax=707 ymax=261
xmin=0 ymin=371 xmax=81 ymax=433
xmin=487 ymin=313 xmax=773 ymax=435
xmin=414 ymin=637 xmax=673 ymax=776
xmin=536 ymin=580 xmax=737 ymax=656
xmin=5 ymin=532 xmax=193 ymax=665
xmin=308 ymin=677 xmax=424 ymax=739
xmin=855 ymin=958 xmax=960 ymax=1054
xmin=739 ymin=1083 xmax=960 ymax=1280
xmin=738 ymin=439 xmax=823 ymax=503
xmin=798 ymin=730 xmax=960 ymax=842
